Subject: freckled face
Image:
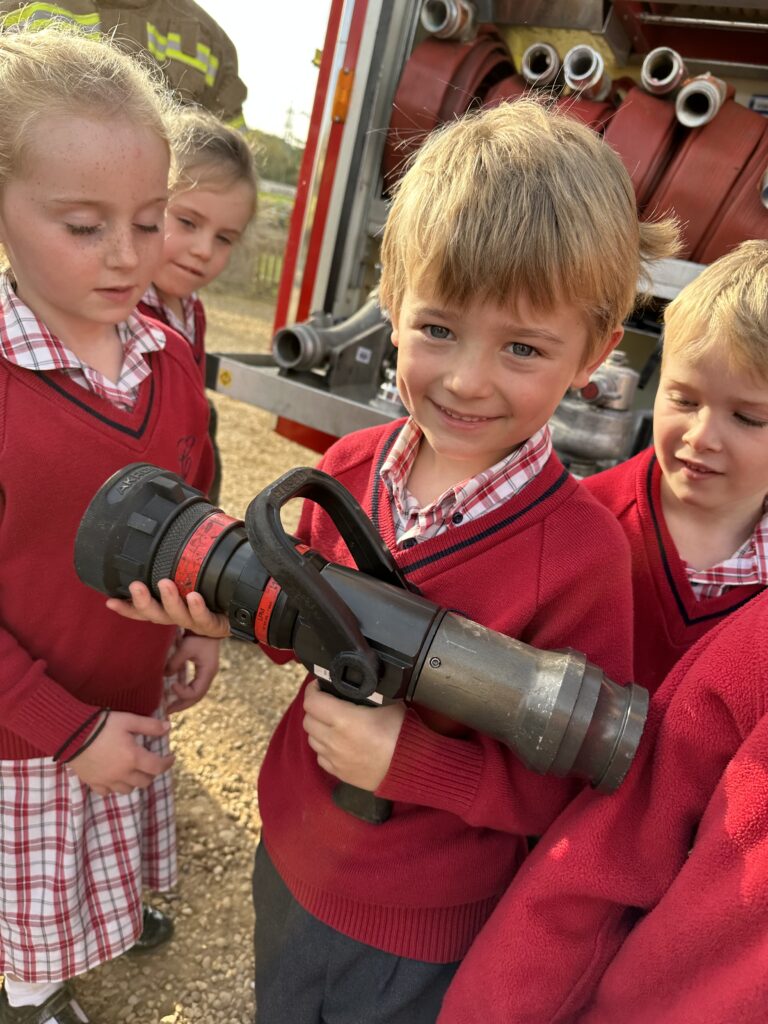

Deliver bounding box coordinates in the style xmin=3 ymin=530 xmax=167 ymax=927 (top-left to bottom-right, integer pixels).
xmin=391 ymin=285 xmax=612 ymax=479
xmin=654 ymin=348 xmax=768 ymax=520
xmin=0 ymin=113 xmax=169 ymax=341
xmin=153 ymin=180 xmax=254 ymax=300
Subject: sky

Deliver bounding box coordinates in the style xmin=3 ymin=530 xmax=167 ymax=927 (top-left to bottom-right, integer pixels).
xmin=196 ymin=0 xmax=333 ymax=142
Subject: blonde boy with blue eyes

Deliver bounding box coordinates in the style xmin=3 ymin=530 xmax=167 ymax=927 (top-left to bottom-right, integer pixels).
xmin=113 ymin=99 xmax=680 ymax=1024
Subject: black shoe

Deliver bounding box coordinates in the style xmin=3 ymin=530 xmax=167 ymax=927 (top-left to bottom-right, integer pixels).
xmin=0 ymin=982 xmax=90 ymax=1023
xmin=127 ymin=904 xmax=174 ymax=955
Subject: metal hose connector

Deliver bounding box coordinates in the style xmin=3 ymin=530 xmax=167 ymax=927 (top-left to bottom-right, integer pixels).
xmin=273 ymin=296 xmax=386 ymax=372
xmin=675 ymin=73 xmax=728 ymax=127
xmin=420 ymin=0 xmax=475 ymax=40
xmin=760 ymin=167 xmax=768 ymax=210
xmin=521 ymin=42 xmax=561 ymax=88
xmin=563 ymin=44 xmax=612 ymax=101
xmin=640 ymin=47 xmax=687 ymax=95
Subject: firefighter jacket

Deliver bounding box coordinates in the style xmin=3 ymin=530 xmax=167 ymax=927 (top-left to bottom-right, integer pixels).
xmin=0 ymin=0 xmax=247 ymax=126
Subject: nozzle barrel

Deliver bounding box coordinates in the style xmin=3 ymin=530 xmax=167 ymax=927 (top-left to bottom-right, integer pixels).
xmin=413 ymin=613 xmax=646 ymax=792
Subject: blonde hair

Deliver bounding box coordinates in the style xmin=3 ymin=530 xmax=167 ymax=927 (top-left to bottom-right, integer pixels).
xmin=0 ymin=24 xmax=175 ymax=189
xmin=663 ymin=239 xmax=768 ymax=380
xmin=379 ymin=99 xmax=680 ymax=361
xmin=170 ymin=105 xmax=258 ymax=221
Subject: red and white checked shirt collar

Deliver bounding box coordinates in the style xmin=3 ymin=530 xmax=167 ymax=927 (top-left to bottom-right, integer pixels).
xmin=141 ymin=284 xmax=198 ymax=346
xmin=0 ymin=272 xmax=165 ymax=410
xmin=380 ymin=418 xmax=553 ymax=545
xmin=687 ymin=504 xmax=768 ymax=598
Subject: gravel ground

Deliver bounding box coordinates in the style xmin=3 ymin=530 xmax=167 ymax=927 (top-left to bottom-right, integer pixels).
xmin=73 ymin=292 xmax=319 ymax=1023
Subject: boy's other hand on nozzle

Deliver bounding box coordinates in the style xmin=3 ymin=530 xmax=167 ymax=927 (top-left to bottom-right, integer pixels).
xmin=165 ymin=635 xmax=220 ymax=713
xmin=67 ymin=712 xmax=175 ymax=796
xmin=302 ymin=680 xmax=406 ymax=791
xmin=106 ymin=579 xmax=231 ymax=638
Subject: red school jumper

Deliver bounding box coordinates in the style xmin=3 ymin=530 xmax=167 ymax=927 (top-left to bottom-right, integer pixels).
xmin=0 ymin=330 xmax=213 ymax=759
xmin=257 ymin=419 xmax=634 ymax=964
xmin=439 ymin=589 xmax=768 ymax=1024
xmin=583 ymin=446 xmax=765 ymax=693
xmin=137 ymin=296 xmax=207 ymax=386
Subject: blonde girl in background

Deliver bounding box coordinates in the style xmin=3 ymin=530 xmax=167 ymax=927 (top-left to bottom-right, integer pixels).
xmin=0 ymin=28 xmax=216 ymax=1024
xmin=139 ymin=105 xmax=258 ymax=504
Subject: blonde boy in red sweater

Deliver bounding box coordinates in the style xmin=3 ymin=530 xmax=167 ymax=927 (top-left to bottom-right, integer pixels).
xmin=583 ymin=240 xmax=768 ymax=693
xmin=111 ymin=100 xmax=679 ymax=1024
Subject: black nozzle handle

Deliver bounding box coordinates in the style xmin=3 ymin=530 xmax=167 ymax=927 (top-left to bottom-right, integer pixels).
xmin=244 ymin=467 xmax=408 ymax=701
xmin=246 ymin=466 xmax=406 ymax=822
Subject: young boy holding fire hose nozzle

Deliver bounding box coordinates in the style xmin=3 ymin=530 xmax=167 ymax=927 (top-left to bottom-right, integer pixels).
xmin=109 ymin=99 xmax=680 ymax=1023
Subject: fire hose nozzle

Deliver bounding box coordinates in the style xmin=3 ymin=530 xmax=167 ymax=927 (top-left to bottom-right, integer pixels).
xmin=521 ymin=42 xmax=561 ymax=89
xmin=74 ymin=463 xmax=649 ymax=801
xmin=420 ymin=0 xmax=475 ymax=41
xmin=675 ymin=73 xmax=728 ymax=128
xmin=562 ymin=45 xmax=612 ymax=102
xmin=640 ymin=47 xmax=687 ymax=96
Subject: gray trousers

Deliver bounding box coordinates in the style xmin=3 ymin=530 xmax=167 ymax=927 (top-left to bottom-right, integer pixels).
xmin=252 ymin=842 xmax=460 ymax=1024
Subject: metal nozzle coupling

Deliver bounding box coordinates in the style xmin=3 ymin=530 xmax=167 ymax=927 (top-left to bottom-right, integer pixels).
xmin=675 ymin=73 xmax=728 ymax=128
xmin=420 ymin=0 xmax=475 ymax=40
xmin=563 ymin=45 xmax=611 ymax=102
xmin=640 ymin=47 xmax=687 ymax=96
xmin=272 ymin=296 xmax=386 ymax=372
xmin=521 ymin=42 xmax=561 ymax=88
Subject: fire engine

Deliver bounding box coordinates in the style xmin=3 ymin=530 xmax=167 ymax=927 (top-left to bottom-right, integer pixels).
xmin=206 ymin=0 xmax=768 ymax=474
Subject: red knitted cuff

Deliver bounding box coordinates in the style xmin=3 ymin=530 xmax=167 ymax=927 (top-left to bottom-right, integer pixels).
xmin=376 ymin=708 xmax=484 ymax=814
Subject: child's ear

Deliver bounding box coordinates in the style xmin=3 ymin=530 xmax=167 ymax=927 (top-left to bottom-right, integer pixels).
xmin=571 ymin=326 xmax=624 ymax=389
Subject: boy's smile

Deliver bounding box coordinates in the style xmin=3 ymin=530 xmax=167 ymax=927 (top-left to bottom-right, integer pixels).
xmin=391 ymin=286 xmax=616 ymax=489
xmin=655 ymin=349 xmax=768 ymax=522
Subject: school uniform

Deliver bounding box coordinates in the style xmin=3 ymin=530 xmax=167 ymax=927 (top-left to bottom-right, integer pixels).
xmin=139 ymin=286 xmax=222 ymax=505
xmin=584 ymin=446 xmax=767 ymax=692
xmin=0 ymin=273 xmax=212 ymax=980
xmin=253 ymin=418 xmax=635 ymax=1021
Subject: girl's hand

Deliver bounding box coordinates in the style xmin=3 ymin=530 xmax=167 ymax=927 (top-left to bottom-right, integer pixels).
xmin=67 ymin=711 xmax=175 ymax=796
xmin=106 ymin=579 xmax=230 ymax=638
xmin=302 ymin=680 xmax=406 ymax=791
xmin=165 ymin=635 xmax=220 ymax=713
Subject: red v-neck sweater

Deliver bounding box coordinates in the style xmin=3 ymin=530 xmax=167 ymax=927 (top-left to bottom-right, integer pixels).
xmin=584 ymin=446 xmax=765 ymax=693
xmin=0 ymin=331 xmax=213 ymax=759
xmin=439 ymin=590 xmax=768 ymax=1024
xmin=257 ymin=419 xmax=634 ymax=963
xmin=138 ymin=296 xmax=207 ymax=385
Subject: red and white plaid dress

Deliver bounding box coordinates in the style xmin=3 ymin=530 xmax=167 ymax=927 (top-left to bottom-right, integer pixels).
xmin=0 ymin=275 xmax=178 ymax=981
xmin=380 ymin=418 xmax=553 ymax=543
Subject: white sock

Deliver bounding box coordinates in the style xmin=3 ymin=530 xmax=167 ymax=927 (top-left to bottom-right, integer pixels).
xmin=3 ymin=977 xmax=87 ymax=1022
xmin=4 ymin=977 xmax=63 ymax=1007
